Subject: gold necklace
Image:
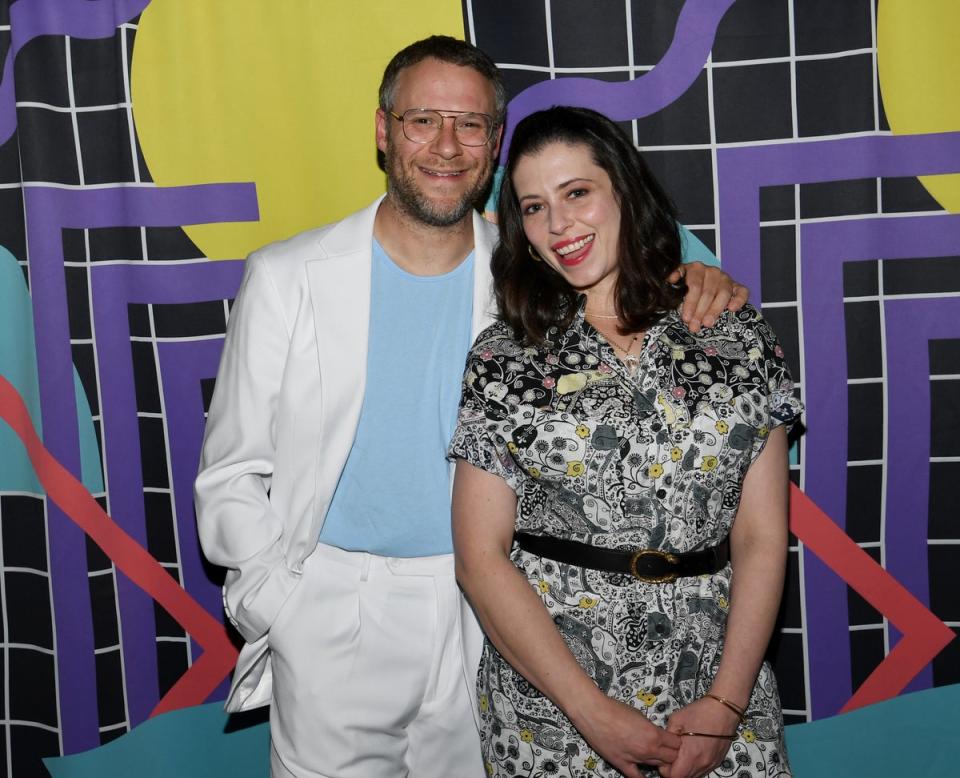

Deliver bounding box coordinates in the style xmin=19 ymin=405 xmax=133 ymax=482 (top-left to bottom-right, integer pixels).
xmin=584 ymin=309 xmax=620 ymax=319
xmin=587 ymin=315 xmax=642 ymax=375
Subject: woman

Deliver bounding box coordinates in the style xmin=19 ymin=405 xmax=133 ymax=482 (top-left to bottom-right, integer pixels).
xmin=450 ymin=107 xmax=801 ymax=778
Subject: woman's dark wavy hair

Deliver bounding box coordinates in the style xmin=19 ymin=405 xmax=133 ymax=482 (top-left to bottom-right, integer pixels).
xmin=493 ymin=106 xmax=685 ymax=343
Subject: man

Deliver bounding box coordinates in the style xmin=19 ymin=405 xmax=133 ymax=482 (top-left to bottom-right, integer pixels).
xmin=195 ymin=35 xmax=746 ymax=778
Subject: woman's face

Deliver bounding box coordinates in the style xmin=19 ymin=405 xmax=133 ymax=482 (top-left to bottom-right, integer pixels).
xmin=512 ymin=141 xmax=622 ymax=303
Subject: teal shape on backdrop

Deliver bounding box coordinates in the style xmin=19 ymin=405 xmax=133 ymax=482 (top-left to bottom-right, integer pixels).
xmin=43 ymin=684 xmax=960 ymax=777
xmin=44 ymin=703 xmax=269 ymax=777
xmin=0 ymin=245 xmax=104 ymax=493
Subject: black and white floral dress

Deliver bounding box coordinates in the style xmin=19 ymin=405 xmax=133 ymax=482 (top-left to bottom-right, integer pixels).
xmin=450 ymin=303 xmax=802 ymax=778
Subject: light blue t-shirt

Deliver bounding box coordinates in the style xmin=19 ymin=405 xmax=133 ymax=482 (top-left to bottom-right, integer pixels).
xmin=318 ymin=240 xmax=474 ymax=557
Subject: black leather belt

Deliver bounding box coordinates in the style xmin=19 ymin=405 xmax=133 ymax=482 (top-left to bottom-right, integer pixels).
xmin=514 ymin=532 xmax=729 ymax=584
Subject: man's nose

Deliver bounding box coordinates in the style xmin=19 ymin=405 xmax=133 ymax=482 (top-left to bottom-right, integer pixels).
xmin=428 ymin=117 xmax=463 ymax=158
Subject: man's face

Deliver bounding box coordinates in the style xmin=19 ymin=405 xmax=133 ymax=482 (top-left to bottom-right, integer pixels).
xmin=376 ymin=58 xmax=502 ymax=228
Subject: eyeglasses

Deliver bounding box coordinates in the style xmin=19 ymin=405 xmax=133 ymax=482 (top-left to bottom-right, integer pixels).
xmin=388 ymin=108 xmax=495 ymax=147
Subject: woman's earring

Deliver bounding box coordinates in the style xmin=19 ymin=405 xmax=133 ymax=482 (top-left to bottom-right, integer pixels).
xmin=528 ymin=244 xmax=543 ymax=262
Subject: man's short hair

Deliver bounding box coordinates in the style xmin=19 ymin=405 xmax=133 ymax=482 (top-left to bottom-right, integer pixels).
xmin=378 ymin=35 xmax=507 ymax=128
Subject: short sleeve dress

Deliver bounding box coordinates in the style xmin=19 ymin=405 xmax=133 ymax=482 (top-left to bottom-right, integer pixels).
xmin=449 ymin=303 xmax=802 ymax=778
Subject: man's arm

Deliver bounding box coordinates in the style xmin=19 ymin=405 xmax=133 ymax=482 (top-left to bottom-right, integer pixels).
xmin=669 ymin=262 xmax=749 ymax=332
xmin=194 ymin=251 xmax=299 ymax=643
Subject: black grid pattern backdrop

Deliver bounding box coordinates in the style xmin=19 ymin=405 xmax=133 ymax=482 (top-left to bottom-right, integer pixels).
xmin=0 ymin=7 xmax=217 ymax=775
xmin=0 ymin=0 xmax=957 ymax=774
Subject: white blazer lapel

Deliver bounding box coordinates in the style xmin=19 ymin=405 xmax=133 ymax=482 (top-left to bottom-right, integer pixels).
xmin=305 ymin=197 xmax=383 ymax=501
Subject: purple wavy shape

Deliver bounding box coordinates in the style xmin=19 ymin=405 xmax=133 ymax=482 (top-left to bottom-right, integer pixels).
xmin=0 ymin=0 xmax=151 ymax=143
xmin=499 ymin=0 xmax=736 ymax=159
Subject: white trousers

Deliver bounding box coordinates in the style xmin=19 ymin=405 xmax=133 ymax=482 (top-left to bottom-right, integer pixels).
xmin=268 ymin=542 xmax=485 ymax=778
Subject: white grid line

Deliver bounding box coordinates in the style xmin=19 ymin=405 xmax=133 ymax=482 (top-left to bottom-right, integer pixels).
xmin=62 ymin=257 xmax=210 ymax=267
xmin=871 ymin=0 xmax=883 ymax=237
xmin=18 ymin=181 xmax=159 ymax=190
xmin=16 ymin=101 xmax=132 ymax=113
xmin=625 ymin=0 xmax=639 ymax=147
xmin=494 ymin=47 xmax=876 ymax=75
xmin=129 ymin=333 xmax=220 ymax=344
xmin=4 ymin=643 xmax=56 ymax=655
xmin=3 ymin=566 xmax=51 ymax=578
xmin=121 ymin=18 xmax=140 ymax=188
xmin=7 ymin=721 xmax=60 ymax=735
xmin=705 ymin=26 xmax=720 ymax=261
xmin=849 ymin=623 xmax=885 ymax=632
xmin=845 ymin=291 xmax=960 ymax=302
xmin=878 ymin=266 xmax=891 ymax=657
xmin=64 ymin=39 xmax=85 ymax=187
xmin=642 ymin=128 xmax=894 ymax=152
xmin=544 ymin=0 xmax=555 ymax=79
xmin=759 ymin=301 xmax=797 ymax=309
xmin=464 ymin=0 xmax=477 ymax=47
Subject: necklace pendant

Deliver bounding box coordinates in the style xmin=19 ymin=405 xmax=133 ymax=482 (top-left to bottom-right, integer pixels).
xmin=623 ymin=353 xmax=640 ymax=376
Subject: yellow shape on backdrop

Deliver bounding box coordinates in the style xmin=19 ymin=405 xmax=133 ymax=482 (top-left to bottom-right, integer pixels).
xmin=878 ymin=0 xmax=960 ymax=213
xmin=132 ymin=1 xmax=464 ymax=260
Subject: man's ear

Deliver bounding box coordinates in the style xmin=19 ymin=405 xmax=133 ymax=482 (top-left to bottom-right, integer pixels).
xmin=375 ymin=108 xmax=389 ymax=153
xmin=490 ymin=124 xmax=504 ymax=159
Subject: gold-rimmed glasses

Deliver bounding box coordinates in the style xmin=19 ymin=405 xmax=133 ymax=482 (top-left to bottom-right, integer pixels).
xmin=388 ymin=108 xmax=495 ymax=147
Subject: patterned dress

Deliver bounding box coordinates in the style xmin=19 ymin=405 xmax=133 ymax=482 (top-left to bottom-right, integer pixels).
xmin=450 ymin=303 xmax=802 ymax=778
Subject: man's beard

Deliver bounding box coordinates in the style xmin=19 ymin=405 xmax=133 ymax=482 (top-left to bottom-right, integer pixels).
xmin=384 ymin=139 xmax=493 ymax=228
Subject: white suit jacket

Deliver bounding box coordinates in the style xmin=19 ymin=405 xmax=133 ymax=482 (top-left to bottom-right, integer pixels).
xmin=195 ymin=196 xmax=497 ymax=713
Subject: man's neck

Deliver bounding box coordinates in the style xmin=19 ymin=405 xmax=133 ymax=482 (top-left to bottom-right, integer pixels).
xmin=373 ymin=195 xmax=475 ymax=276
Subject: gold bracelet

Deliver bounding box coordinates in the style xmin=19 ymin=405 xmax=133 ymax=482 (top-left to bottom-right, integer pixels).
xmin=704 ymin=693 xmax=746 ymax=721
xmin=680 ymin=730 xmax=738 ymax=740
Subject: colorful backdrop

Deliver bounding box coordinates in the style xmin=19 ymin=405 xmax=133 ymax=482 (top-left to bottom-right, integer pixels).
xmin=0 ymin=1 xmax=957 ymax=776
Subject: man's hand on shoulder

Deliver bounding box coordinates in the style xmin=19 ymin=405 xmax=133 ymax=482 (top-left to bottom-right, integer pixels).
xmin=668 ymin=262 xmax=749 ymax=333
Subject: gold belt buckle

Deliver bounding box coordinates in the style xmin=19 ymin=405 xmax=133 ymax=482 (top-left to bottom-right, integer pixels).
xmin=630 ymin=549 xmax=680 ymax=583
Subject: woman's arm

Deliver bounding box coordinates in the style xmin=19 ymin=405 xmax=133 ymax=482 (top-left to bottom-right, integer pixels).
xmin=661 ymin=426 xmax=790 ymax=778
xmin=453 ymin=459 xmax=682 ymax=778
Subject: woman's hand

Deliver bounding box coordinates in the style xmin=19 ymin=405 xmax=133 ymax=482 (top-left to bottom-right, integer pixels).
xmin=669 ymin=262 xmax=748 ymax=332
xmin=657 ymin=697 xmax=740 ymax=778
xmin=572 ymin=695 xmax=682 ymax=778
xmin=454 ymin=461 xmax=683 ymax=778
